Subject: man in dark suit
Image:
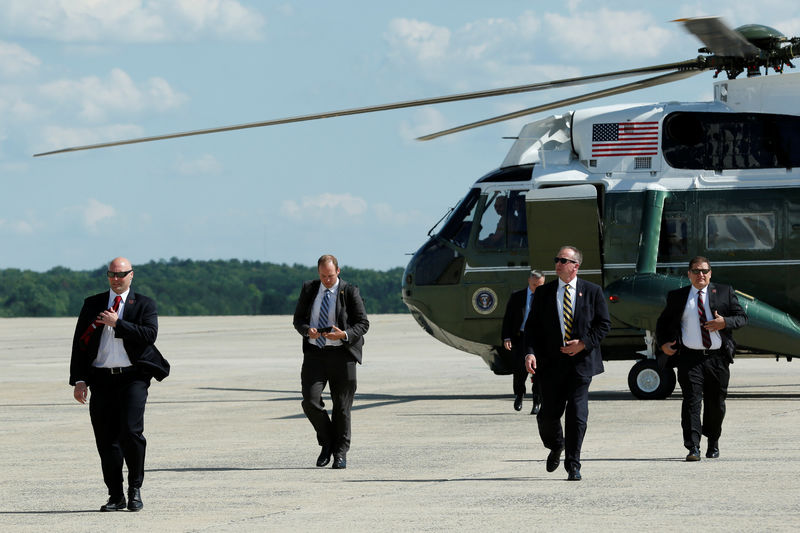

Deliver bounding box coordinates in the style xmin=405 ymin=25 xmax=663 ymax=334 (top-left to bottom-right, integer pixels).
xmin=656 ymin=256 xmax=747 ymax=461
xmin=524 ymin=246 xmax=611 ymax=481
xmin=70 ymin=257 xmax=169 ymax=512
xmin=501 ymin=270 xmax=544 ymax=413
xmin=293 ymin=254 xmax=369 ymax=469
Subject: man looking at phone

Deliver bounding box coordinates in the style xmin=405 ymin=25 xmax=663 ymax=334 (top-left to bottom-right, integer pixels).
xmin=293 ymin=254 xmax=369 ymax=469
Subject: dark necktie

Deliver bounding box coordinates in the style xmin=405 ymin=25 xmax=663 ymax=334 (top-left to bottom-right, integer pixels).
xmin=79 ymin=295 xmax=122 ymax=348
xmin=698 ymin=290 xmax=712 ymax=348
xmin=316 ymin=289 xmax=331 ymax=348
xmin=563 ymin=285 xmax=573 ymax=343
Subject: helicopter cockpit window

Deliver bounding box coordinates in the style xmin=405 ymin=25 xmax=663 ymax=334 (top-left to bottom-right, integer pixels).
xmin=706 ymin=213 xmax=775 ymax=251
xmin=477 ymin=190 xmax=528 ymax=249
xmin=437 ymin=188 xmax=480 ymax=248
xmin=662 ymin=112 xmax=800 ymax=170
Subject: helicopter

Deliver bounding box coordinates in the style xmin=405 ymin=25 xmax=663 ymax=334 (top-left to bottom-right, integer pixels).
xmin=35 ymin=17 xmax=800 ymax=399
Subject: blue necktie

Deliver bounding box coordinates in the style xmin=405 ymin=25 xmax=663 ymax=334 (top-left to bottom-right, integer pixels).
xmin=316 ymin=289 xmax=331 ymax=348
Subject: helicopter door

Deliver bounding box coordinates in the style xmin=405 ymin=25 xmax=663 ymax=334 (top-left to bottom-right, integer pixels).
xmin=525 ymin=184 xmax=603 ymax=286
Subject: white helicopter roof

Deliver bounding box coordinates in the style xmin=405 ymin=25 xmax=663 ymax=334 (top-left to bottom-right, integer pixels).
xmin=498 ymin=72 xmax=800 ymax=192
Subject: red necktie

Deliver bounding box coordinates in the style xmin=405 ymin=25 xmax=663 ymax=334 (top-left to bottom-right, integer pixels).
xmin=79 ymin=295 xmax=122 ymax=348
xmin=698 ymin=291 xmax=712 ymax=349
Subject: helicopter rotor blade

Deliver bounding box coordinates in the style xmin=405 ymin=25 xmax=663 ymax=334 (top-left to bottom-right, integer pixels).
xmin=33 ymin=60 xmax=700 ymax=157
xmin=417 ymin=69 xmax=703 ymax=141
xmin=675 ymin=16 xmax=761 ymax=57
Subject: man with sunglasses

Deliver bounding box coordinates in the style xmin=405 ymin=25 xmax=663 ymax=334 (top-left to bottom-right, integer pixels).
xmin=69 ymin=257 xmax=169 ymax=512
xmin=523 ymin=246 xmax=611 ymax=481
xmin=656 ymin=256 xmax=747 ymax=461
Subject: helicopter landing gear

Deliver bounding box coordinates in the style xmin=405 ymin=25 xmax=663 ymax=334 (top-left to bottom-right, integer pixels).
xmin=627 ymin=359 xmax=676 ymax=399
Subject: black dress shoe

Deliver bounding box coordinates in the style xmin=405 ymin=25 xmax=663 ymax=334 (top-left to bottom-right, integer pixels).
xmin=530 ymin=400 xmax=540 ymax=415
xmin=332 ymin=456 xmax=347 ymax=469
xmin=546 ymin=447 xmax=563 ymax=472
xmin=686 ymin=446 xmax=702 ymax=461
xmin=100 ymin=495 xmax=126 ymax=512
xmin=567 ymin=468 xmax=582 ymax=481
xmin=513 ymin=394 xmax=523 ymax=411
xmin=706 ymin=441 xmax=720 ymax=458
xmin=316 ymin=445 xmax=332 ymax=467
xmin=127 ymin=488 xmax=143 ymax=512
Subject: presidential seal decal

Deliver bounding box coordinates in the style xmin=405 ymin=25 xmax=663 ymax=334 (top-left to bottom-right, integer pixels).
xmin=472 ymin=287 xmax=498 ymax=315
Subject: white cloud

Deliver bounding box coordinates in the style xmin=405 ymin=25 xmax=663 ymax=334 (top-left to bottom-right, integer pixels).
xmin=39 ymin=68 xmax=187 ymax=122
xmin=543 ymin=9 xmax=673 ymax=60
xmin=0 ymin=0 xmax=265 ymax=42
xmin=0 ymin=218 xmax=35 ymax=235
xmin=386 ymin=18 xmax=451 ymax=63
xmin=176 ymin=154 xmax=222 ymax=175
xmin=84 ymin=198 xmax=116 ymax=231
xmin=399 ymin=107 xmax=450 ymax=141
xmin=0 ymin=41 xmax=40 ymax=78
xmin=281 ymin=193 xmax=368 ymax=219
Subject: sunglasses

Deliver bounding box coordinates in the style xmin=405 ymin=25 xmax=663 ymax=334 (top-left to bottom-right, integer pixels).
xmin=689 ymin=268 xmax=710 ymax=275
xmin=554 ymin=257 xmax=578 ymax=265
xmin=107 ymin=270 xmax=132 ymax=279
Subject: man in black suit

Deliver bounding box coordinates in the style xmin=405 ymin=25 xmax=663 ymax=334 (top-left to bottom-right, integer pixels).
xmin=70 ymin=257 xmax=169 ymax=512
xmin=656 ymin=256 xmax=747 ymax=461
xmin=524 ymin=246 xmax=611 ymax=481
xmin=501 ymin=270 xmax=544 ymax=413
xmin=293 ymin=254 xmax=369 ymax=469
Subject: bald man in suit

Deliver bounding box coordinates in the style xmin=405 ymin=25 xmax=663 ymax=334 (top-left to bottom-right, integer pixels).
xmin=70 ymin=257 xmax=169 ymax=512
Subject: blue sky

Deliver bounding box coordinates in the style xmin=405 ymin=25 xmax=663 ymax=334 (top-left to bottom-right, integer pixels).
xmin=2 ymin=1 xmax=799 ymax=272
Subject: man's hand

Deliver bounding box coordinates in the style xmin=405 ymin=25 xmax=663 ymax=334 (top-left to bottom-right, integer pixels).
xmin=525 ymin=354 xmax=537 ymax=374
xmin=98 ymin=309 xmax=118 ymax=328
xmin=323 ymin=325 xmax=346 ymax=341
xmin=73 ymin=382 xmax=88 ymax=404
xmin=560 ymin=339 xmax=585 ymax=356
xmin=661 ymin=340 xmax=677 ymax=356
xmin=503 ymin=339 xmax=512 ymax=351
xmin=704 ymin=311 xmax=727 ymax=332
xmin=308 ymin=327 xmax=320 ymax=339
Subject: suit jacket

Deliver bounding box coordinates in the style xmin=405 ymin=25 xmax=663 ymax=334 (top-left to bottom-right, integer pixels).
xmin=293 ymin=279 xmax=369 ymax=364
xmin=523 ymin=277 xmax=611 ymax=378
xmin=69 ymin=289 xmax=170 ymax=384
xmin=655 ymin=282 xmax=747 ymax=364
xmin=501 ymin=288 xmax=529 ymax=342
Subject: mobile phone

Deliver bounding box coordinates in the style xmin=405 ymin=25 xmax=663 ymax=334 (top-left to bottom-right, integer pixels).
xmin=318 ymin=326 xmax=333 ymax=333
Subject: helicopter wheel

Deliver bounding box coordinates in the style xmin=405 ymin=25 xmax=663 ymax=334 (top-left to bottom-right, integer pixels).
xmin=627 ymin=359 xmax=676 ymax=400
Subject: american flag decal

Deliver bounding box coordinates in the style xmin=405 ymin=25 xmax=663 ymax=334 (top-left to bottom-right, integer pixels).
xmin=591 ymin=122 xmax=658 ymax=157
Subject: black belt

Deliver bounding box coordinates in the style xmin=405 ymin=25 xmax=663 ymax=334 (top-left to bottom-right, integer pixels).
xmin=91 ymin=366 xmax=135 ymax=375
xmin=682 ymin=348 xmax=723 ymax=357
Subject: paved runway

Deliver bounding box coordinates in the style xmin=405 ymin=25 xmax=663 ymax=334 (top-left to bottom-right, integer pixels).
xmin=0 ymin=315 xmax=798 ymax=532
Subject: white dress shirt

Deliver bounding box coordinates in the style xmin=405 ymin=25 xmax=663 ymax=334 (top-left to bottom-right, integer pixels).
xmin=308 ymin=280 xmax=343 ymax=347
xmin=92 ymin=289 xmax=133 ymax=368
xmin=681 ymin=286 xmax=722 ymax=350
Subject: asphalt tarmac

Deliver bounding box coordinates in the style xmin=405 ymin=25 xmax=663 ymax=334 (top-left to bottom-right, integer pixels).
xmin=1 ymin=315 xmax=798 ymax=532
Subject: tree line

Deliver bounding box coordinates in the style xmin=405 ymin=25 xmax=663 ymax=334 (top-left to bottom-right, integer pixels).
xmin=0 ymin=258 xmax=407 ymax=317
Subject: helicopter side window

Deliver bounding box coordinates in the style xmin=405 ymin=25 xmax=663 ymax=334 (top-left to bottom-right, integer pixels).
xmin=662 ymin=112 xmax=800 ymax=170
xmin=658 ymin=214 xmax=689 ymax=260
xmin=706 ymin=213 xmax=775 ymax=250
xmin=476 ymin=190 xmax=528 ymax=249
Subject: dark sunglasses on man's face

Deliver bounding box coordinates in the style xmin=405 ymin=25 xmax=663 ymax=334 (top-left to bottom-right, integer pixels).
xmin=554 ymin=257 xmax=578 ymax=265
xmin=689 ymin=268 xmax=710 ymax=275
xmin=107 ymin=270 xmax=132 ymax=279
